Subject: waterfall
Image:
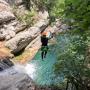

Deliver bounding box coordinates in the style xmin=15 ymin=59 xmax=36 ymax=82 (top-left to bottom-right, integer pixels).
xmin=0 ymin=58 xmax=14 ymax=71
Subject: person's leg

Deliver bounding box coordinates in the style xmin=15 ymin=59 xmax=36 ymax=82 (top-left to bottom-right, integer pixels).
xmin=44 ymin=46 xmax=48 ymax=58
xmin=41 ymin=51 xmax=44 ymax=60
xmin=41 ymin=46 xmax=44 ymax=60
xmin=44 ymin=50 xmax=47 ymax=58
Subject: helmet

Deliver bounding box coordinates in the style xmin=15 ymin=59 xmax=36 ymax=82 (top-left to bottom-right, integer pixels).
xmin=41 ymin=31 xmax=47 ymax=36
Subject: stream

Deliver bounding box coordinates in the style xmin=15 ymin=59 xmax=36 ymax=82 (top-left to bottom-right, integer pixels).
xmin=25 ymin=33 xmax=73 ymax=86
xmin=25 ymin=34 xmax=71 ymax=86
xmin=25 ymin=45 xmax=63 ymax=85
xmin=0 ymin=33 xmax=71 ymax=86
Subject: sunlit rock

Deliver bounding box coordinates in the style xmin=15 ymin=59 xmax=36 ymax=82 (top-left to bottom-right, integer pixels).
xmin=0 ymin=1 xmax=15 ymax=24
xmin=38 ymin=10 xmax=49 ymax=20
xmin=5 ymin=19 xmax=49 ymax=54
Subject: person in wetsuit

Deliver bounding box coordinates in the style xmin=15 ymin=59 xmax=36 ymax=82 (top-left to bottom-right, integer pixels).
xmin=41 ymin=32 xmax=49 ymax=60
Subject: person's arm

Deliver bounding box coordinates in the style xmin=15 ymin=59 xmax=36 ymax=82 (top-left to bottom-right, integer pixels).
xmin=47 ymin=31 xmax=53 ymax=39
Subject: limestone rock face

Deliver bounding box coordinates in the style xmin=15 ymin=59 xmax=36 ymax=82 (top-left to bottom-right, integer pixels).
xmin=2 ymin=25 xmax=16 ymax=40
xmin=0 ymin=0 xmax=25 ymax=40
xmin=38 ymin=10 xmax=49 ymax=20
xmin=0 ymin=1 xmax=15 ymax=24
xmin=0 ymin=20 xmax=23 ymax=40
xmin=0 ymin=0 xmax=17 ymax=40
xmin=0 ymin=11 xmax=15 ymax=23
xmin=5 ymin=19 xmax=49 ymax=54
xmin=5 ymin=30 xmax=33 ymax=54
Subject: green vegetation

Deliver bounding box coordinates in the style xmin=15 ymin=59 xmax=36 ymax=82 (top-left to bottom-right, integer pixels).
xmin=23 ymin=0 xmax=56 ymax=10
xmin=13 ymin=6 xmax=36 ymax=25
xmin=23 ymin=0 xmax=65 ymax=21
xmin=55 ymin=33 xmax=90 ymax=90
xmin=52 ymin=0 xmax=90 ymax=90
xmin=18 ymin=11 xmax=35 ymax=25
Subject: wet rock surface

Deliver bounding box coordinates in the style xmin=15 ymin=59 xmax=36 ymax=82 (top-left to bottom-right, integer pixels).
xmin=0 ymin=66 xmax=36 ymax=90
xmin=0 ymin=47 xmax=14 ymax=71
xmin=0 ymin=60 xmax=53 ymax=90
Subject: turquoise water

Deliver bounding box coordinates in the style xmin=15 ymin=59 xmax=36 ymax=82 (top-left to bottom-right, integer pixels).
xmin=27 ymin=34 xmax=77 ymax=86
xmin=27 ymin=34 xmax=72 ymax=86
xmin=28 ymin=45 xmax=63 ymax=85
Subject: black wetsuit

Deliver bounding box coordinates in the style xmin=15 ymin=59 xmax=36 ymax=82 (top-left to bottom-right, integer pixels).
xmin=41 ymin=35 xmax=48 ymax=60
xmin=41 ymin=36 xmax=48 ymax=46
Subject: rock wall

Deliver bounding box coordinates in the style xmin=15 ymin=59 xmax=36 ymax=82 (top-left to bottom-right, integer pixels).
xmin=0 ymin=0 xmax=49 ymax=54
xmin=0 ymin=0 xmax=67 ymax=90
xmin=5 ymin=19 xmax=49 ymax=54
xmin=0 ymin=0 xmax=24 ymax=40
xmin=0 ymin=0 xmax=52 ymax=90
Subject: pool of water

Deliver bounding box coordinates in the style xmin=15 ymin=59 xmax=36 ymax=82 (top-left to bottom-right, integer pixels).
xmin=26 ymin=33 xmax=77 ymax=86
xmin=26 ymin=34 xmax=72 ymax=86
xmin=27 ymin=45 xmax=63 ymax=85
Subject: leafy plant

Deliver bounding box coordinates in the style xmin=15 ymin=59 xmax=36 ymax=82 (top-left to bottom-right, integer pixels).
xmin=13 ymin=6 xmax=36 ymax=25
xmin=54 ymin=33 xmax=90 ymax=90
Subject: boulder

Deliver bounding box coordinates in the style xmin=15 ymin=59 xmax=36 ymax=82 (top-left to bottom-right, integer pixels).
xmin=0 ymin=25 xmax=16 ymax=40
xmin=0 ymin=11 xmax=15 ymax=24
xmin=0 ymin=0 xmax=17 ymax=40
xmin=0 ymin=1 xmax=15 ymax=24
xmin=60 ymin=24 xmax=69 ymax=30
xmin=0 ymin=34 xmax=5 ymax=40
xmin=38 ymin=10 xmax=49 ymax=20
xmin=5 ymin=30 xmax=33 ymax=54
xmin=5 ymin=19 xmax=49 ymax=54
